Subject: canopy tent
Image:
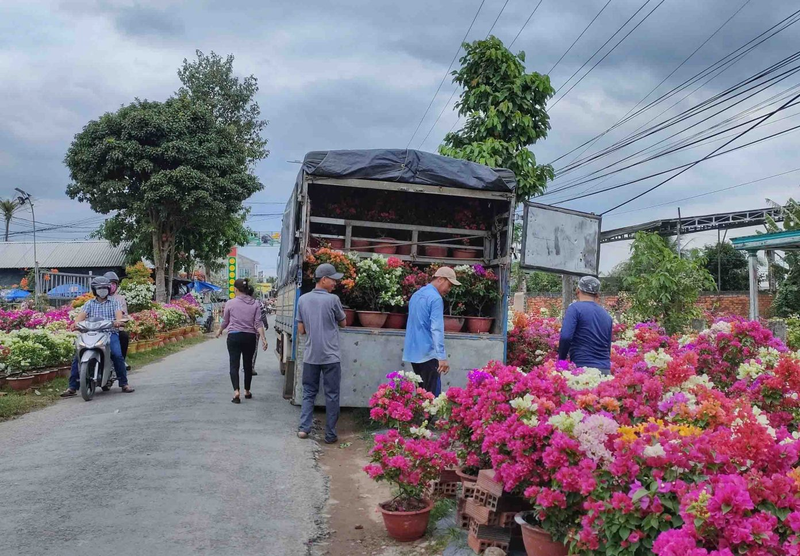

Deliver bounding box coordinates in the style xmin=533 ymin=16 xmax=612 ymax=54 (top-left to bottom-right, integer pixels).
xmin=1 ymin=289 xmax=31 ymax=301
xmin=47 ymin=283 xmax=89 ymax=299
xmin=192 ymin=280 xmax=222 ymax=293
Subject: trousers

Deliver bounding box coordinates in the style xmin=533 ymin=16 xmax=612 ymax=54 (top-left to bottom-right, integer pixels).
xmin=227 ymin=332 xmax=257 ymax=391
xmin=411 ymin=359 xmax=441 ymax=396
xmin=299 ymin=362 xmax=341 ymax=442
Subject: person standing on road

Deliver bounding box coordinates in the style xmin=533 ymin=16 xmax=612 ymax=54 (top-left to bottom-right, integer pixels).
xmin=217 ymin=278 xmax=268 ymax=404
xmin=104 ymin=271 xmax=131 ymax=371
xmin=403 ymin=267 xmax=461 ymax=395
xmin=61 ymin=277 xmax=134 ymax=396
xmin=296 ymin=263 xmax=346 ymax=444
xmin=557 ymin=276 xmax=613 ymax=375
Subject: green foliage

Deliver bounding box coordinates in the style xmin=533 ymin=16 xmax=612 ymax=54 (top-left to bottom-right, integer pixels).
xmin=0 ymin=199 xmax=20 ymax=242
xmin=439 ymin=36 xmax=555 ymax=201
xmin=765 ymin=198 xmax=800 ymax=316
xmin=623 ymin=233 xmax=715 ymax=335
xmin=786 ymin=315 xmax=800 ymax=350
xmin=700 ymin=242 xmax=749 ymax=291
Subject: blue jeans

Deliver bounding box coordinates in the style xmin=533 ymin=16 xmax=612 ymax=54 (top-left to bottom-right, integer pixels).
xmin=299 ymin=362 xmax=341 ymax=442
xmin=69 ymin=333 xmax=128 ymax=390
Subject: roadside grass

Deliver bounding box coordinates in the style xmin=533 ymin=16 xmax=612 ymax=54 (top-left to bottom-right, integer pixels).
xmin=127 ymin=335 xmax=208 ymax=367
xmin=0 ymin=377 xmax=68 ymax=421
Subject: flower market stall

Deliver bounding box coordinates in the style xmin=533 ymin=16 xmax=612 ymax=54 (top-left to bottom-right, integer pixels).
xmin=273 ymin=149 xmax=517 ymax=407
xmin=362 ymin=314 xmax=800 ymax=555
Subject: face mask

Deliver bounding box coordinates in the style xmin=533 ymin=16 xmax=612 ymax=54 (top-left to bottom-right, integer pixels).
xmin=110 ymin=283 xmax=118 ymax=294
xmin=96 ymin=288 xmax=109 ymax=299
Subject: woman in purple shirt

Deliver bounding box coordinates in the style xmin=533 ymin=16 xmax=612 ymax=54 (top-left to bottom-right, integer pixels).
xmin=217 ymin=278 xmax=268 ymax=403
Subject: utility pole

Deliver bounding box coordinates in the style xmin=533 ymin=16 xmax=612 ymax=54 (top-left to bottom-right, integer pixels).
xmin=14 ymin=188 xmax=38 ymax=308
xmin=676 ymin=207 xmax=682 ymax=258
xmin=717 ymin=228 xmax=722 ymax=292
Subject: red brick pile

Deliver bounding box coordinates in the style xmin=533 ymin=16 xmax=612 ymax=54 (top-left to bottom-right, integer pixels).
xmin=460 ymin=470 xmax=530 ymax=554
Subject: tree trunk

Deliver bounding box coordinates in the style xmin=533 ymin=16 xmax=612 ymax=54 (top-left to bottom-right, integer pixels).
xmin=152 ymin=229 xmax=167 ymax=303
xmin=4 ymin=217 xmax=9 ymax=242
xmin=166 ymin=241 xmax=176 ymax=302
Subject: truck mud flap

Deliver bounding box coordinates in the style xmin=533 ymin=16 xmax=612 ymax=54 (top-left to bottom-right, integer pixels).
xmin=282 ymin=361 xmax=296 ymax=402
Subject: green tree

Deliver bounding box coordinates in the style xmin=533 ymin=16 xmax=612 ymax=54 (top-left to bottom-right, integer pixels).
xmin=700 ymin=242 xmax=749 ymax=291
xmin=439 ymin=36 xmax=555 ymax=201
xmin=177 ymin=50 xmax=269 ymax=165
xmin=623 ymin=232 xmax=715 ymax=335
xmin=0 ymin=199 xmax=20 ymax=242
xmin=65 ymin=96 xmax=262 ymax=302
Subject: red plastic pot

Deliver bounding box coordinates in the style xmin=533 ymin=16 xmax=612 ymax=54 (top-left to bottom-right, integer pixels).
xmin=7 ymin=375 xmax=34 ymax=391
xmin=343 ymin=308 xmax=357 ymax=327
xmin=423 ymin=245 xmax=448 ymax=258
xmin=455 ymin=467 xmax=478 ymax=484
xmin=373 ymin=238 xmax=397 ymax=255
xmin=351 ymin=239 xmax=372 ymax=252
xmin=466 ymin=317 xmax=494 ymax=334
xmin=357 ymin=311 xmax=388 ymax=328
xmin=326 ymin=238 xmax=345 ymax=249
xmin=452 ymin=248 xmax=479 ymax=259
xmin=32 ymin=371 xmax=48 ymax=385
xmin=379 ymin=499 xmax=434 ymax=542
xmin=516 ymin=512 xmax=568 ymax=556
xmin=384 ymin=313 xmax=407 ymax=329
xmin=396 ymin=244 xmax=412 ymax=255
xmin=444 ymin=316 xmax=464 ymax=333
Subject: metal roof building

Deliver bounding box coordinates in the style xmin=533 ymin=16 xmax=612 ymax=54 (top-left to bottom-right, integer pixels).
xmin=0 ymin=241 xmax=129 ymax=269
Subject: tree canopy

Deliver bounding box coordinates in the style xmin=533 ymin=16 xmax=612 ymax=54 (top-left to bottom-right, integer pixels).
xmin=439 ymin=36 xmax=555 ymax=201
xmin=700 ymin=242 xmax=749 ymax=292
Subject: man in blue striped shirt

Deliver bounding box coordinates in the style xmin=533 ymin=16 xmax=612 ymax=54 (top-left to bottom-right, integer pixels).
xmin=402 ymin=267 xmax=461 ymax=394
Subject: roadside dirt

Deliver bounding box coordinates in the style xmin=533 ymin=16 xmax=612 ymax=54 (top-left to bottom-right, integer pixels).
xmin=317 ymin=410 xmax=443 ymax=556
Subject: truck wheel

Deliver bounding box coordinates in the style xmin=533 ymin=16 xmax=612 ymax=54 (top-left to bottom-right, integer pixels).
xmin=80 ymin=360 xmax=97 ymax=401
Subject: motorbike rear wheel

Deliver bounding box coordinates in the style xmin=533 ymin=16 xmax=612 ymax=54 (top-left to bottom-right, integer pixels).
xmin=80 ymin=360 xmax=97 ymax=401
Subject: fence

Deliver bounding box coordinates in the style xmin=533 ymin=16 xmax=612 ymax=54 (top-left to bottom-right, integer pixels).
xmin=38 ymin=270 xmax=95 ymax=307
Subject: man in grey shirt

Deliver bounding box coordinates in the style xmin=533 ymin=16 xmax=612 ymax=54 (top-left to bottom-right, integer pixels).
xmin=296 ymin=263 xmax=347 ymax=443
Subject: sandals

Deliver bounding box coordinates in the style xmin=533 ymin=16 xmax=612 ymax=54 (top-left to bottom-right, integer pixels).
xmin=231 ymin=396 xmax=241 ymax=404
xmin=60 ymin=389 xmax=77 ymax=398
xmin=120 ymin=385 xmax=135 ymax=393
xmin=245 ymin=392 xmax=253 ymax=399
xmin=297 ymin=431 xmax=309 ymax=439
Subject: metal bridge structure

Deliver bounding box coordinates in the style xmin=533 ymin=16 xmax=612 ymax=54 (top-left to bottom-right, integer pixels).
xmin=600 ymin=207 xmax=785 ymax=244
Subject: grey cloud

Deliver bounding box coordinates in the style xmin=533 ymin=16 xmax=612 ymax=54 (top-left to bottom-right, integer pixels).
xmin=113 ymin=5 xmax=184 ymax=38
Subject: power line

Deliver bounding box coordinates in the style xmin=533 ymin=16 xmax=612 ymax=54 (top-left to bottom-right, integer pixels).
xmin=548 ymin=0 xmax=613 ymax=74
xmin=509 ymin=0 xmax=546 ymax=48
xmin=405 ymin=0 xmax=488 ymax=149
xmin=485 ymin=0 xmax=511 ymax=39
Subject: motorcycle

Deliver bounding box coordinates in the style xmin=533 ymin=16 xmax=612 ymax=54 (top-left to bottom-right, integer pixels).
xmin=75 ymin=319 xmax=117 ymax=401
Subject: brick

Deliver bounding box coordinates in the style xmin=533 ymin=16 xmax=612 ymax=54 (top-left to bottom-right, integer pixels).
xmin=469 ymin=520 xmax=512 ymax=543
xmin=467 ymin=531 xmax=509 ymax=554
xmin=476 ymin=469 xmax=504 ymax=498
xmin=465 ymin=498 xmax=499 ymax=526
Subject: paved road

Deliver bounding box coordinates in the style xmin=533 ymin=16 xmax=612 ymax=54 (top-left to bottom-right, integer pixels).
xmin=0 ymin=335 xmax=326 ymax=556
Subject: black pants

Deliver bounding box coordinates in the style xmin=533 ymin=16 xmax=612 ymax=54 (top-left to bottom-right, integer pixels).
xmin=411 ymin=359 xmax=440 ymax=395
xmin=227 ymin=333 xmax=257 ymax=391
xmin=119 ymin=330 xmax=130 ymax=358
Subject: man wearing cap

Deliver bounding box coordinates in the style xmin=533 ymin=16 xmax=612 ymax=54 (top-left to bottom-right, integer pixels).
xmin=403 ymin=267 xmax=461 ymax=395
xmin=557 ymin=276 xmax=613 ymax=374
xmin=296 ymin=263 xmax=347 ymax=444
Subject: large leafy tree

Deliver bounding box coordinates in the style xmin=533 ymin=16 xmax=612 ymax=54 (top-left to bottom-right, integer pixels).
xmin=439 ymin=36 xmax=555 ymax=201
xmin=764 ymin=198 xmax=800 ymax=316
xmin=700 ymin=242 xmax=749 ymax=292
xmin=624 ymin=232 xmax=715 ymax=335
xmin=0 ymin=199 xmax=20 ymax=242
xmin=65 ymin=96 xmax=262 ymax=301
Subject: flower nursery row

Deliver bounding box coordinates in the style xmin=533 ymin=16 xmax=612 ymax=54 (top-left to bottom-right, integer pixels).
xmin=304 ymin=248 xmax=501 ymax=332
xmin=365 ymin=315 xmax=800 ymax=555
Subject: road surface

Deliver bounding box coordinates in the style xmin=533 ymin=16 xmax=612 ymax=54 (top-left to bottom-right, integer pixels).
xmin=0 ymin=335 xmax=327 ymax=556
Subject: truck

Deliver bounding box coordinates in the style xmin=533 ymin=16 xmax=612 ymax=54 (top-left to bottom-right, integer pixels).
xmin=273 ymin=148 xmax=517 ymax=407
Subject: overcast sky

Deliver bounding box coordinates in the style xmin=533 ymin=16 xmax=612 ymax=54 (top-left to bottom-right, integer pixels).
xmin=2 ymin=0 xmax=799 ymax=275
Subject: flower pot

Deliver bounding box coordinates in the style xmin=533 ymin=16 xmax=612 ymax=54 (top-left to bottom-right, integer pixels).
xmin=327 ymin=238 xmax=345 ymax=249
xmin=452 ymin=248 xmax=479 ymax=259
xmin=128 ymin=342 xmax=139 ymax=354
xmin=440 ymin=468 xmax=460 ymax=484
xmin=351 ymin=239 xmax=372 ymax=252
xmin=384 ymin=312 xmax=408 ymax=330
xmin=516 ymin=512 xmax=568 ymax=556
xmin=466 ymin=317 xmax=494 ymax=334
xmin=444 ymin=316 xmax=465 ymax=333
xmin=58 ymin=366 xmax=70 ymax=378
xmin=396 ymin=243 xmax=412 ymax=256
xmin=374 ymin=238 xmax=397 ymax=255
xmin=357 ymin=311 xmax=388 ymax=329
xmin=423 ymin=245 xmax=448 ymax=258
xmin=455 ymin=467 xmax=478 ymax=484
xmin=379 ymin=498 xmax=434 ymax=542
xmin=343 ymin=308 xmax=357 ymax=327
xmin=32 ymin=371 xmax=49 ymax=385
xmin=46 ymin=369 xmax=58 ymax=381
xmin=7 ymin=375 xmax=33 ymax=391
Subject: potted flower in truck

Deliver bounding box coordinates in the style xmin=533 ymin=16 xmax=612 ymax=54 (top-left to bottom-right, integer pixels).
xmin=458 ymin=264 xmax=500 ymax=333
xmin=350 ymin=255 xmax=404 ymax=328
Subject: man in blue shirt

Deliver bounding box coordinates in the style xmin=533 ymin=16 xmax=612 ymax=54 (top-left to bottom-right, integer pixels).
xmin=557 ymin=276 xmax=613 ymax=374
xmin=403 ymin=267 xmax=461 ymax=394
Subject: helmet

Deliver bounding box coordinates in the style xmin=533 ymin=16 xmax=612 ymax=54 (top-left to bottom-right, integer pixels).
xmin=91 ymin=276 xmax=112 ymax=298
xmin=104 ymin=271 xmax=120 ymax=283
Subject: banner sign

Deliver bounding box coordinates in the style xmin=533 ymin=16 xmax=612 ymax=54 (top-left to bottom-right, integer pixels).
xmin=246 ymin=231 xmax=281 ymax=246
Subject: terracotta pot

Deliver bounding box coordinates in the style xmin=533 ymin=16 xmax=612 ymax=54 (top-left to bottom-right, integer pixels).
xmin=58 ymin=366 xmax=71 ymax=378
xmin=373 ymin=238 xmax=397 ymax=255
xmin=351 ymin=239 xmax=372 ymax=252
xmin=384 ymin=312 xmax=407 ymax=330
xmin=46 ymin=369 xmax=58 ymax=381
xmin=516 ymin=512 xmax=568 ymax=556
xmin=423 ymin=245 xmax=448 ymax=258
xmin=466 ymin=317 xmax=494 ymax=334
xmin=32 ymin=371 xmax=49 ymax=385
xmin=7 ymin=375 xmax=33 ymax=391
xmin=379 ymin=499 xmax=434 ymax=542
xmin=343 ymin=308 xmax=357 ymax=327
xmin=396 ymin=244 xmax=412 ymax=256
xmin=357 ymin=311 xmax=388 ymax=328
xmin=444 ymin=316 xmax=464 ymax=333
xmin=327 ymin=238 xmax=345 ymax=249
xmin=455 ymin=467 xmax=478 ymax=484
xmin=452 ymin=248 xmax=479 ymax=259
xmin=440 ymin=468 xmax=460 ymax=484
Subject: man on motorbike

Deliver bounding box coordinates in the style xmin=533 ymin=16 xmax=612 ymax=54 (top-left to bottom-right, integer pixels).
xmin=61 ymin=277 xmax=135 ymax=396
xmin=104 ymin=271 xmax=131 ymax=371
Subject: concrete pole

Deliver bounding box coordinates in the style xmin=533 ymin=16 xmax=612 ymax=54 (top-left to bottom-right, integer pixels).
xmin=748 ymin=250 xmax=759 ymax=320
xmin=676 ymin=207 xmax=682 ymax=259
xmin=562 ymin=275 xmax=576 ymax=313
